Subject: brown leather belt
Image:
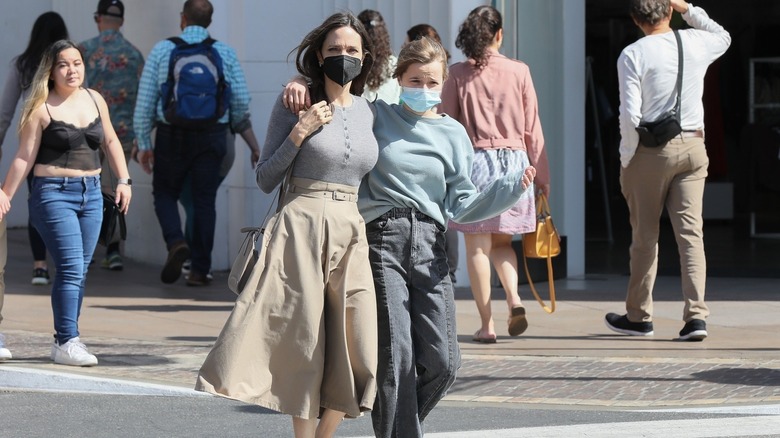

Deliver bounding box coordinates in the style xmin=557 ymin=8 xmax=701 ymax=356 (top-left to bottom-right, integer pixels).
xmin=681 ymin=129 xmax=704 ymax=138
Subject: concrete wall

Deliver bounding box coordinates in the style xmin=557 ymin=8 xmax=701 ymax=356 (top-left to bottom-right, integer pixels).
xmin=502 ymin=0 xmax=587 ymax=278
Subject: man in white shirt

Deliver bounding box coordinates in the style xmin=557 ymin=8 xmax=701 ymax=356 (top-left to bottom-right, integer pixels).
xmin=605 ymin=0 xmax=730 ymax=341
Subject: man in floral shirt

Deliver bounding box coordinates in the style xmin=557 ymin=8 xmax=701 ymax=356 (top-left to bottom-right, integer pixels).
xmin=79 ymin=0 xmax=144 ymax=270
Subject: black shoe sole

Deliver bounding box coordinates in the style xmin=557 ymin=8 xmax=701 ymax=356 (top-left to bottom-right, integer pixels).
xmin=161 ymin=245 xmax=190 ymax=284
xmin=604 ymin=316 xmax=654 ymax=336
xmin=676 ymin=330 xmax=708 ymax=342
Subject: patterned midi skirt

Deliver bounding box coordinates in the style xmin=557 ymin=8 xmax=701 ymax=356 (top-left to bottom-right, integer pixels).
xmin=449 ymin=148 xmax=536 ymax=235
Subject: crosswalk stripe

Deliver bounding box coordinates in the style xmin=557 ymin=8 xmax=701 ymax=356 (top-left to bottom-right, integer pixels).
xmin=357 ymin=415 xmax=780 ymax=438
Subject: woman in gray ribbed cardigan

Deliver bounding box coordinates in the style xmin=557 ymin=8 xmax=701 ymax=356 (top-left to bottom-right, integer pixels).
xmin=197 ymin=12 xmax=379 ymax=438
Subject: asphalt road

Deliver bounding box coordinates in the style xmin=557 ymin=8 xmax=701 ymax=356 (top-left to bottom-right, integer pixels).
xmin=2 ymin=388 xmax=780 ymax=437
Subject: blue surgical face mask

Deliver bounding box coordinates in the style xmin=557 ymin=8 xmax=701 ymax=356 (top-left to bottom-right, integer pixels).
xmin=400 ymin=86 xmax=442 ymax=113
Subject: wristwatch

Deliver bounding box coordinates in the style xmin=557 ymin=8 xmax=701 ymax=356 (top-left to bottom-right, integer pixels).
xmin=117 ymin=178 xmax=132 ymax=186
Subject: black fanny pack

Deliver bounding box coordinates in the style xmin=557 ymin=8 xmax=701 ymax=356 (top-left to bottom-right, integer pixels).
xmin=636 ymin=110 xmax=682 ymax=148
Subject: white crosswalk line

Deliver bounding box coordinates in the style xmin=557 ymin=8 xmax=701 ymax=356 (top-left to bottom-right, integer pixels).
xmin=358 ymin=415 xmax=780 ymax=438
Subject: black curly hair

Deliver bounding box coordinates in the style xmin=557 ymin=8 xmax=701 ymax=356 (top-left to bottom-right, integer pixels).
xmin=455 ymin=5 xmax=502 ymax=69
xmin=358 ymin=9 xmax=393 ymax=91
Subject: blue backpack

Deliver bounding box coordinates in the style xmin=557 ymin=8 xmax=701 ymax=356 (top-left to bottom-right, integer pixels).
xmin=161 ymin=37 xmax=231 ymax=128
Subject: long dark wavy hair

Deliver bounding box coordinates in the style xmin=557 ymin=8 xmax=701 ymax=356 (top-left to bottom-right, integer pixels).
xmin=455 ymin=5 xmax=502 ymax=69
xmin=15 ymin=12 xmax=69 ymax=89
xmin=358 ymin=9 xmax=392 ymax=91
xmin=292 ymin=12 xmax=374 ymax=103
xmin=406 ymin=24 xmax=451 ymax=63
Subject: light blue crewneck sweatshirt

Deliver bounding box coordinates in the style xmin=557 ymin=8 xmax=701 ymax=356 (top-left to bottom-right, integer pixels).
xmin=359 ymin=100 xmax=529 ymax=227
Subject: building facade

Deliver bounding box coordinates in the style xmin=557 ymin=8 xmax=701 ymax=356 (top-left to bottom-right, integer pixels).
xmin=0 ymin=0 xmax=585 ymax=283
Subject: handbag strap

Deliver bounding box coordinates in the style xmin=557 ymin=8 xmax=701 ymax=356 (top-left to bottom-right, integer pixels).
xmin=522 ymin=233 xmax=556 ymax=314
xmin=672 ymin=29 xmax=683 ymax=120
xmin=537 ymin=192 xmax=551 ymax=217
xmin=523 ymin=193 xmax=557 ymax=313
xmin=243 ymin=159 xmax=296 ymax=237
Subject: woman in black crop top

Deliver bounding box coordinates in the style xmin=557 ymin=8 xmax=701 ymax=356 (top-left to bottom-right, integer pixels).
xmin=0 ymin=40 xmax=132 ymax=367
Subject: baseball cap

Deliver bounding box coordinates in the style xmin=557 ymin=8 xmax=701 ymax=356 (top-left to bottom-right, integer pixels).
xmin=96 ymin=0 xmax=124 ymax=18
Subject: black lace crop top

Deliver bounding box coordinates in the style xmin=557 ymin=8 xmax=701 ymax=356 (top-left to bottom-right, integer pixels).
xmin=35 ymin=90 xmax=103 ymax=171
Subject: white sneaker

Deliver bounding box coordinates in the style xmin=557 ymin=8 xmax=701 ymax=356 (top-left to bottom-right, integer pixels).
xmin=0 ymin=333 xmax=12 ymax=361
xmin=181 ymin=259 xmax=192 ymax=276
xmin=51 ymin=337 xmax=98 ymax=366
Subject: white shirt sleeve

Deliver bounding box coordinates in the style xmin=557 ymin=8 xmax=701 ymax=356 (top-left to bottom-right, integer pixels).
xmin=617 ymin=51 xmax=642 ymax=168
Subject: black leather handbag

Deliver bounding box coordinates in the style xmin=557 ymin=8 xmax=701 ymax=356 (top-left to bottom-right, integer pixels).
xmin=99 ymin=192 xmax=127 ymax=247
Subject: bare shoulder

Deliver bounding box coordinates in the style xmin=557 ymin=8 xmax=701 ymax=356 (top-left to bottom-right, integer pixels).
xmin=84 ymin=88 xmax=110 ymax=114
xmin=84 ymin=87 xmax=107 ymax=104
xmin=19 ymin=103 xmax=49 ymax=134
xmin=31 ymin=102 xmax=50 ymax=124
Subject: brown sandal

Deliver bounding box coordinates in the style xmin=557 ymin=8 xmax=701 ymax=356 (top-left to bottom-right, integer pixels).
xmin=472 ymin=329 xmax=497 ymax=344
xmin=508 ymin=306 xmax=528 ymax=336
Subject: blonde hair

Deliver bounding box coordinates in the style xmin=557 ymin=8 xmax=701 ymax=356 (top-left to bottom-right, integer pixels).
xmin=18 ymin=39 xmax=81 ymax=133
xmin=394 ymin=36 xmax=449 ymax=82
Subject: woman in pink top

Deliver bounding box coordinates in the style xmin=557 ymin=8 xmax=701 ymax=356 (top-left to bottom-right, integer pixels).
xmin=440 ymin=5 xmax=550 ymax=343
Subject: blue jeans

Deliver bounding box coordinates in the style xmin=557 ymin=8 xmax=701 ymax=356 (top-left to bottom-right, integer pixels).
xmin=366 ymin=208 xmax=461 ymax=438
xmin=28 ymin=176 xmax=102 ymax=345
xmin=152 ymin=124 xmax=227 ymax=275
xmin=26 ymin=172 xmax=47 ymax=261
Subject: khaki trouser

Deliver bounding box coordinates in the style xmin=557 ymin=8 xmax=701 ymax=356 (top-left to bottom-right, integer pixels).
xmin=0 ymin=217 xmax=6 ymax=324
xmin=620 ymin=136 xmax=710 ymax=323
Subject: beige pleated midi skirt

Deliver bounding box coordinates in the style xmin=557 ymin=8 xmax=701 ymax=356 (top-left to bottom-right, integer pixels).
xmin=196 ymin=177 xmax=378 ymax=419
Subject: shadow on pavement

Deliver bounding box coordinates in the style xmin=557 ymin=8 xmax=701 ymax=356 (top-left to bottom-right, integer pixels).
xmin=692 ymin=367 xmax=780 ymax=386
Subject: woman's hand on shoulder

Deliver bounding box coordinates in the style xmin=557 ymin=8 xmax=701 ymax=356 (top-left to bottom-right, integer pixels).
xmin=282 ymin=76 xmax=311 ymax=114
xmin=288 ymin=101 xmax=332 ymax=147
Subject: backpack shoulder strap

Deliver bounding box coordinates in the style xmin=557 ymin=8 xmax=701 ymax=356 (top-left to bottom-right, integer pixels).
xmin=167 ymin=37 xmax=186 ymax=47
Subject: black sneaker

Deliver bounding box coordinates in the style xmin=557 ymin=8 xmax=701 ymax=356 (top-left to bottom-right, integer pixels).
xmin=604 ymin=313 xmax=654 ymax=336
xmin=31 ymin=268 xmax=51 ymax=286
xmin=161 ymin=242 xmax=190 ymax=284
xmin=677 ymin=319 xmax=707 ymax=342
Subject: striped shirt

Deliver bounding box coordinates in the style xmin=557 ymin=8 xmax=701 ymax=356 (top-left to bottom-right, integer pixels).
xmin=133 ymin=26 xmax=252 ymax=151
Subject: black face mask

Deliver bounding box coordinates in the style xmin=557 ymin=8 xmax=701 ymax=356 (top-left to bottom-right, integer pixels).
xmin=321 ymin=55 xmax=362 ymax=86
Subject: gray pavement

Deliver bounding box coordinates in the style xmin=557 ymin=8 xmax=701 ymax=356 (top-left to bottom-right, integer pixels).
xmin=1 ymin=227 xmax=780 ymax=419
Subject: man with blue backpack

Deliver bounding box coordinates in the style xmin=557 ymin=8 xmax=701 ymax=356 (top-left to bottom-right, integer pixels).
xmin=134 ymin=0 xmax=260 ymax=286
